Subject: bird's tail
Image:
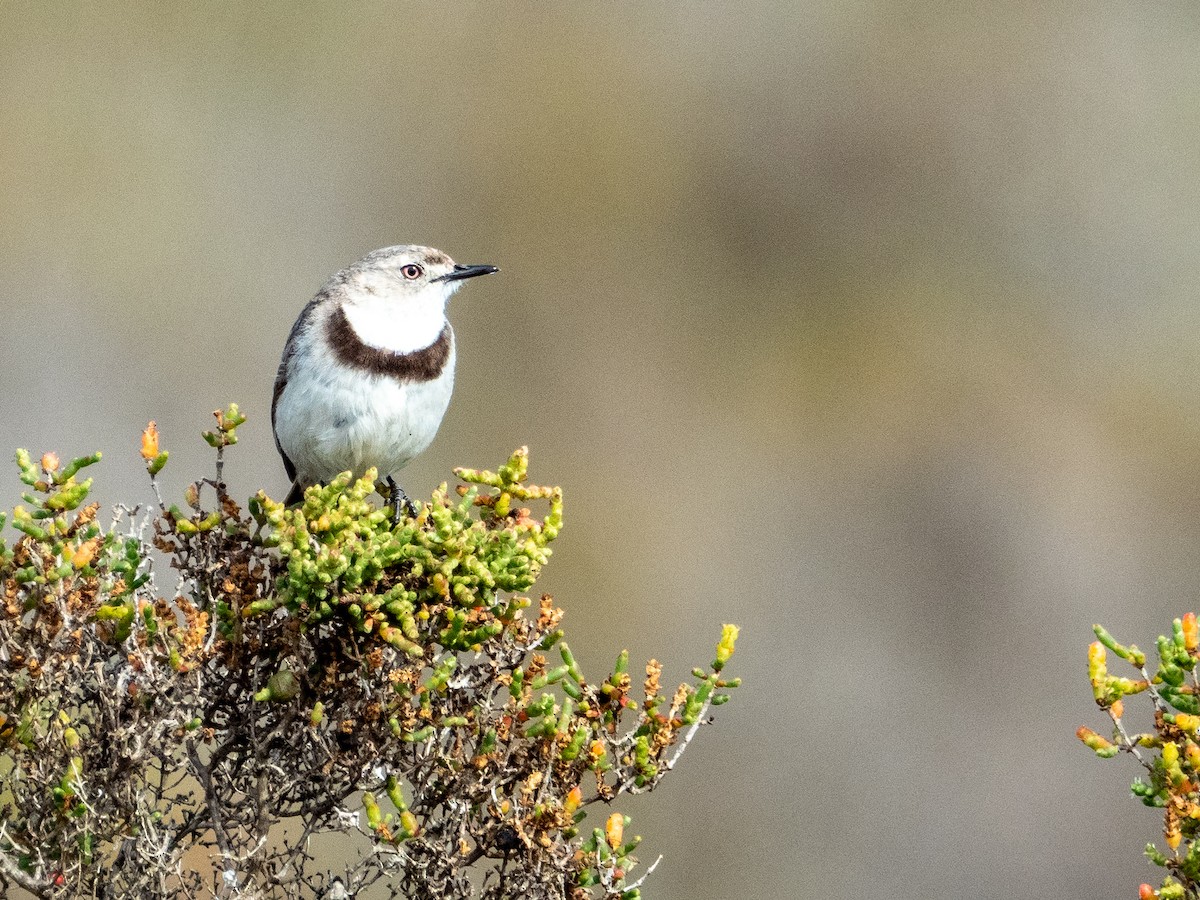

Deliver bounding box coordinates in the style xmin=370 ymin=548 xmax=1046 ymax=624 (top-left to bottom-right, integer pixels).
xmin=283 ymin=480 xmax=304 ymax=507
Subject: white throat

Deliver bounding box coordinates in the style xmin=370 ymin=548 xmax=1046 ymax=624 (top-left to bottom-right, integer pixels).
xmin=341 ymin=289 xmax=449 ymax=355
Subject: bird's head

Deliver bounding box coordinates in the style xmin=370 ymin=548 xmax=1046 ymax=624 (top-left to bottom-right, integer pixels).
xmin=336 ymin=245 xmax=499 ymax=353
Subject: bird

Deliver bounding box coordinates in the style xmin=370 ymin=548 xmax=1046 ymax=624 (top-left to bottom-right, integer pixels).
xmin=271 ymin=245 xmax=498 ymax=519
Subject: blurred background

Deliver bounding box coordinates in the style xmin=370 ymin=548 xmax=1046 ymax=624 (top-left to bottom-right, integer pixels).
xmin=2 ymin=2 xmax=1198 ymax=897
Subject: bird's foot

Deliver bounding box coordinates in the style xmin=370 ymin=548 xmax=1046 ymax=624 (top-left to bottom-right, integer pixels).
xmin=386 ymin=476 xmax=419 ymax=525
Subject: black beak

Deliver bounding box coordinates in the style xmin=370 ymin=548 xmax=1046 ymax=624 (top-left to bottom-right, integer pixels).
xmin=433 ymin=264 xmax=500 ymax=283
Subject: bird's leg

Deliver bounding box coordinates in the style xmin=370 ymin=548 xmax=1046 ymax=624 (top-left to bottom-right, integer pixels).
xmin=386 ymin=475 xmax=402 ymax=524
xmin=386 ymin=475 xmax=418 ymax=524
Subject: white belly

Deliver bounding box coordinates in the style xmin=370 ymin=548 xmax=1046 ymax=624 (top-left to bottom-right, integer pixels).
xmin=275 ymin=350 xmax=455 ymax=486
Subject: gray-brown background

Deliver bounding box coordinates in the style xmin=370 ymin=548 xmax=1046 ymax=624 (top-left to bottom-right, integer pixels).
xmin=2 ymin=3 xmax=1195 ymax=898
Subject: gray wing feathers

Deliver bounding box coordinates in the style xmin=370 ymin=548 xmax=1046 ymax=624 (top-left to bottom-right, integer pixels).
xmin=272 ymin=294 xmax=325 ymax=491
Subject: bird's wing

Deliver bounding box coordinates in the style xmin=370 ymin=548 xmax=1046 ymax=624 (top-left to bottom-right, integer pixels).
xmin=272 ymin=294 xmax=325 ymax=486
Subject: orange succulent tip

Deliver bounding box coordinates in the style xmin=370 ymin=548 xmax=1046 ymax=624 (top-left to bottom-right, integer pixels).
xmin=1167 ymin=827 xmax=1182 ymax=851
xmin=1186 ymin=613 xmax=1200 ymax=652
xmin=605 ymin=813 xmax=624 ymax=850
xmin=1111 ymin=699 xmax=1124 ymax=719
xmin=141 ymin=422 xmax=160 ymax=460
xmin=564 ymin=786 xmax=582 ymax=815
xmin=589 ymin=740 xmax=606 ymax=759
xmin=1075 ymin=727 xmax=1113 ymax=752
xmin=71 ymin=540 xmax=98 ymax=569
xmin=1139 ymin=884 xmax=1158 ymax=900
xmin=40 ymin=452 xmax=59 ymax=472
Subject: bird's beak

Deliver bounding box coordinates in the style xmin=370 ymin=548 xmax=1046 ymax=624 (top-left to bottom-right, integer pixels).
xmin=433 ymin=264 xmax=500 ymax=283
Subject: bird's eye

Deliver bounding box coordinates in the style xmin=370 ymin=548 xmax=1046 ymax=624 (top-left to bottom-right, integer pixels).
xmin=400 ymin=264 xmax=424 ymax=280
